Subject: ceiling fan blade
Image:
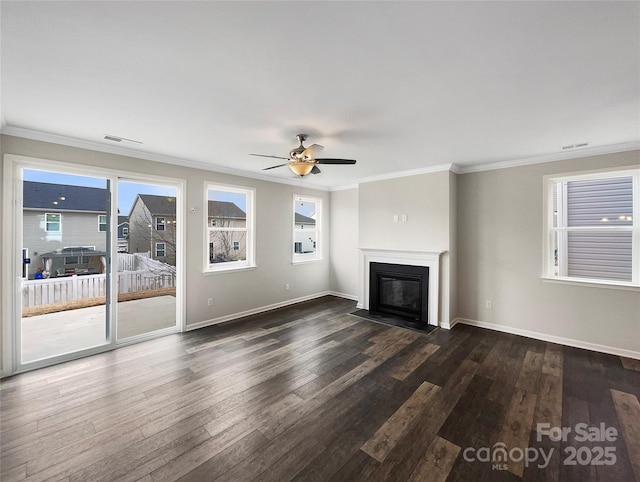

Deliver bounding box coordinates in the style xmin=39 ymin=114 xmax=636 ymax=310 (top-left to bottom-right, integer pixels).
xmin=301 ymin=143 xmax=324 ymax=160
xmin=315 ymin=158 xmax=357 ymax=165
xmin=311 ymin=165 xmax=322 ymax=174
xmin=262 ymin=163 xmax=290 ymax=170
xmin=250 ymin=153 xmax=290 ymax=160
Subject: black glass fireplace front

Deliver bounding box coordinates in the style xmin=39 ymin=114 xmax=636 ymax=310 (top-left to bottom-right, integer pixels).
xmin=369 ymin=262 xmax=429 ymax=323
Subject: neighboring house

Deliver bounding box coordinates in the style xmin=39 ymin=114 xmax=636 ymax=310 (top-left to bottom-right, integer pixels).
xmin=22 ymin=181 xmax=108 ymax=278
xmin=207 ymin=200 xmax=247 ymax=263
xmin=128 ymin=194 xmax=247 ymax=266
xmin=294 ymin=212 xmax=316 ymax=253
xmin=128 ymin=194 xmax=178 ymax=265
xmin=117 ymin=216 xmax=129 ymax=253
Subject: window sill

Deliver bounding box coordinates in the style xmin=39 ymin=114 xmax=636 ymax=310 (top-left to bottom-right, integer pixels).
xmin=291 ymin=258 xmax=322 ymax=265
xmin=541 ymin=276 xmax=640 ymax=291
xmin=203 ymin=265 xmax=257 ymax=275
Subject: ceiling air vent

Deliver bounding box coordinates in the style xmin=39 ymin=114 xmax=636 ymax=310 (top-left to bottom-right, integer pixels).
xmin=561 ymin=143 xmax=589 ymax=150
xmin=103 ymin=134 xmax=143 ymax=144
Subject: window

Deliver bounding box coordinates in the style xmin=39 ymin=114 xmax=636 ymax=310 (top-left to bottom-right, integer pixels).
xmin=122 ymin=226 xmax=129 ymax=236
xmin=156 ymin=217 xmax=166 ymax=231
xmin=65 ymin=256 xmax=78 ymax=265
xmin=545 ymin=169 xmax=639 ymax=286
xmin=205 ymin=184 xmax=255 ymax=271
xmin=98 ymin=215 xmax=107 ymax=232
xmin=45 ymin=213 xmax=61 ymax=232
xmin=155 ymin=242 xmax=166 ymax=257
xmin=293 ymin=195 xmax=321 ymax=262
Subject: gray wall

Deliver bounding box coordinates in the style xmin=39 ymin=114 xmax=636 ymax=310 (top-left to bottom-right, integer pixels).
xmin=329 ymin=188 xmax=359 ymax=298
xmin=456 ymin=150 xmax=640 ymax=352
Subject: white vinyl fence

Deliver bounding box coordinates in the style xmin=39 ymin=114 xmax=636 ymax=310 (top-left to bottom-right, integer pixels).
xmin=22 ymin=270 xmax=176 ymax=308
xmin=117 ymin=252 xmax=177 ymax=274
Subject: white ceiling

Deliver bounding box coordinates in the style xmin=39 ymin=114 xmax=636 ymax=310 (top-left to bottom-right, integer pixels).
xmin=2 ymin=1 xmax=639 ymax=188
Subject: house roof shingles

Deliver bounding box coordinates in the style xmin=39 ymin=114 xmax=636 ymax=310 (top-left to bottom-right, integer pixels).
xmin=208 ymin=200 xmax=246 ymax=219
xmin=295 ymin=212 xmax=316 ymax=225
xmin=23 ymin=181 xmax=107 ymax=212
xmin=137 ymin=194 xmax=177 ymax=216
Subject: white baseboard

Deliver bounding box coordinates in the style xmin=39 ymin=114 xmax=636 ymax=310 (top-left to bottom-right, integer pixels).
xmin=328 ymin=291 xmax=359 ymax=302
xmin=441 ymin=318 xmax=459 ymax=330
xmin=453 ymin=317 xmax=640 ymax=360
xmin=186 ymin=291 xmax=336 ymax=331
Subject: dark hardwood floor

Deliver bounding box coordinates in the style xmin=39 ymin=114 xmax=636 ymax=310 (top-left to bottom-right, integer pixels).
xmin=1 ymin=296 xmax=639 ymax=481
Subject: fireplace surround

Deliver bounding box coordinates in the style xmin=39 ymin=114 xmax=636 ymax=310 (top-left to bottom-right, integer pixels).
xmin=359 ymin=249 xmax=441 ymax=327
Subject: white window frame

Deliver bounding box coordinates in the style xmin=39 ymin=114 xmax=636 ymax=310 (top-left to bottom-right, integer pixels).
xmin=155 ymin=242 xmax=166 ymax=257
xmin=204 ymin=183 xmax=255 ymax=273
xmin=543 ymin=168 xmax=639 ymax=288
xmin=155 ymin=216 xmax=166 ymax=231
xmin=98 ymin=214 xmax=107 ymax=232
xmin=45 ymin=213 xmax=61 ymax=232
xmin=292 ymin=194 xmax=322 ymax=263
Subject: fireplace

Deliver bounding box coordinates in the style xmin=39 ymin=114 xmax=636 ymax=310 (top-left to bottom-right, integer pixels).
xmin=359 ymin=249 xmax=441 ymax=327
xmin=370 ymin=262 xmax=429 ymax=323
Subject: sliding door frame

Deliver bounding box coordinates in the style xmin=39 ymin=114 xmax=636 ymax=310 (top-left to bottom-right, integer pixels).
xmin=1 ymin=154 xmax=186 ymax=376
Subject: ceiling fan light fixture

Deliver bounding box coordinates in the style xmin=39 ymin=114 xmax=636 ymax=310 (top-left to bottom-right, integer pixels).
xmin=289 ymin=161 xmax=315 ymax=176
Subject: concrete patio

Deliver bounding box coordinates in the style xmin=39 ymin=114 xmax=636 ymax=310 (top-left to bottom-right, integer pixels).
xmin=21 ymin=295 xmax=177 ymax=363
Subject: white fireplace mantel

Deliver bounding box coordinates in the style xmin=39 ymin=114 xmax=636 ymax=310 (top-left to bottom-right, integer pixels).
xmin=358 ymin=248 xmax=443 ymax=326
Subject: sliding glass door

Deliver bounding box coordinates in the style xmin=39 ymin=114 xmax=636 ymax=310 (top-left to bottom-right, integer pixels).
xmin=116 ymin=179 xmax=178 ymax=341
xmin=9 ymin=157 xmax=183 ymax=373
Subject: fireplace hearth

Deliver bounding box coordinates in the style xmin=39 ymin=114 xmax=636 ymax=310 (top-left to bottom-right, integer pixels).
xmin=369 ymin=262 xmax=429 ymax=324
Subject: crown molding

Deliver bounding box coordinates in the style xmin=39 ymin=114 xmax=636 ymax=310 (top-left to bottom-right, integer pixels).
xmin=355 ymin=163 xmax=455 ymax=185
xmin=0 ymin=126 xmax=331 ymax=191
xmin=329 ymin=183 xmax=359 ymax=192
xmin=455 ymin=141 xmax=640 ymax=174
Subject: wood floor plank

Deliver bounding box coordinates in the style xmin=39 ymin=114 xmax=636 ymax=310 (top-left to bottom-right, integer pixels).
xmin=533 ymin=373 xmax=563 ymax=435
xmin=497 ymin=387 xmax=538 ymax=478
xmin=361 ymin=381 xmax=440 ymax=462
xmin=0 ymin=463 xmax=27 ymax=482
xmin=24 ymin=427 xmax=145 ymax=482
xmin=388 ymin=341 xmax=440 ymax=381
xmin=407 ymin=435 xmax=461 ymax=482
xmin=67 ymin=427 xmax=211 ymax=482
xmin=620 ymin=357 xmax=640 ymax=372
xmin=611 ymin=389 xmax=640 ymax=468
xmin=175 ymin=429 xmax=268 ymax=482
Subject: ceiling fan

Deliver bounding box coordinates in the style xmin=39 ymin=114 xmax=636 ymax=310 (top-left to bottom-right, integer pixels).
xmin=250 ymin=134 xmax=357 ymax=176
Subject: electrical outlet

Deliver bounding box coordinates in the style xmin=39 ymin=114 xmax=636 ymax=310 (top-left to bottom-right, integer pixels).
xmin=285 ymin=283 xmax=290 ymax=290
xmin=485 ymin=300 xmax=493 ymax=309
xmin=207 ymin=297 xmax=213 ymax=306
